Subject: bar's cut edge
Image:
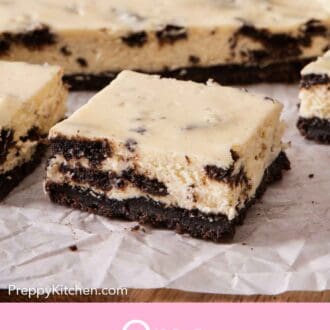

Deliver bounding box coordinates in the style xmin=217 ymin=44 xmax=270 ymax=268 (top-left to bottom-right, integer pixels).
xmin=45 ymin=152 xmax=290 ymax=242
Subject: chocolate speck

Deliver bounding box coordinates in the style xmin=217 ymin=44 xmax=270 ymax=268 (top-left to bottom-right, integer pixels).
xmin=131 ymin=127 xmax=147 ymax=135
xmin=121 ymin=31 xmax=148 ymax=47
xmin=185 ymin=155 xmax=191 ymax=164
xmin=183 ymin=124 xmax=198 ymax=131
xmin=60 ymin=45 xmax=72 ymax=56
xmin=69 ymin=245 xmax=78 ymax=252
xmin=76 ymin=57 xmax=88 ymax=67
xmin=308 ymin=174 xmax=314 ymax=179
xmin=264 ymin=96 xmax=275 ymax=103
xmin=125 ymin=138 xmax=138 ymax=152
xmin=230 ymin=149 xmax=240 ymax=161
xmin=131 ymin=225 xmax=140 ymax=231
xmin=156 ymin=25 xmax=187 ymax=45
xmin=189 ymin=55 xmax=200 ymax=65
xmin=192 ymin=193 xmax=198 ymax=203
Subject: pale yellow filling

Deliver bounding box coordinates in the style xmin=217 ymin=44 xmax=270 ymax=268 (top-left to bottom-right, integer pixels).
xmin=299 ymin=85 xmax=330 ymax=119
xmin=300 ymin=51 xmax=330 ymax=119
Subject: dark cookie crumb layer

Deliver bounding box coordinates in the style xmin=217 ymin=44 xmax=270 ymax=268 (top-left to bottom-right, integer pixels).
xmin=63 ymin=72 xmax=117 ymax=91
xmin=123 ymin=169 xmax=168 ymax=196
xmin=50 ymin=137 xmax=112 ymax=164
xmin=297 ymin=117 xmax=330 ymax=144
xmin=46 ymin=152 xmax=290 ymax=242
xmin=58 ymin=164 xmax=169 ymax=197
xmin=205 ymin=164 xmax=249 ymax=188
xmin=300 ymin=74 xmax=330 ymax=89
xmin=0 ymin=144 xmax=46 ymax=201
xmin=63 ymin=58 xmax=313 ymax=91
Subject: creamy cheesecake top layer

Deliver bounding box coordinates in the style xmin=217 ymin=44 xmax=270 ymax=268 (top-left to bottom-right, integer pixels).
xmin=50 ymin=70 xmax=283 ymax=167
xmin=302 ymin=51 xmax=330 ymax=76
xmin=1 ymin=0 xmax=329 ymax=33
xmin=0 ymin=61 xmax=62 ymax=126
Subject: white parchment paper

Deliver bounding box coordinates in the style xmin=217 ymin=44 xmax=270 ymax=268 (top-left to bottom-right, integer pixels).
xmin=0 ymin=84 xmax=329 ymax=295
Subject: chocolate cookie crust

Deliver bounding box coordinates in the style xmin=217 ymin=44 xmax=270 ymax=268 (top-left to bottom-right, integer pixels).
xmin=64 ymin=58 xmax=313 ymax=91
xmin=297 ymin=117 xmax=330 ymax=144
xmin=46 ymin=152 xmax=290 ymax=242
xmin=0 ymin=144 xmax=46 ymax=201
xmin=58 ymin=164 xmax=169 ymax=197
xmin=50 ymin=137 xmax=112 ymax=164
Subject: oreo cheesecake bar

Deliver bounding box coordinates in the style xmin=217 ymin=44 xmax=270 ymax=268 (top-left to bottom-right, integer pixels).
xmin=45 ymin=71 xmax=290 ymax=241
xmin=298 ymin=51 xmax=330 ymax=143
xmin=0 ymin=1 xmax=329 ymax=90
xmin=0 ymin=61 xmax=67 ymax=200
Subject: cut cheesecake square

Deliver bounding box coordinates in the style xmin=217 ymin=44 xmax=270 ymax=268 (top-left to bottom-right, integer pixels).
xmin=0 ymin=61 xmax=67 ymax=200
xmin=45 ymin=71 xmax=290 ymax=241
xmin=298 ymin=51 xmax=330 ymax=143
xmin=0 ymin=1 xmax=329 ymax=89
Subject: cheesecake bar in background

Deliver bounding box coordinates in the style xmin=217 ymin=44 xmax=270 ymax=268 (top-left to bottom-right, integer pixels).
xmin=298 ymin=51 xmax=330 ymax=143
xmin=0 ymin=0 xmax=329 ymax=90
xmin=45 ymin=71 xmax=290 ymax=242
xmin=0 ymin=61 xmax=67 ymax=200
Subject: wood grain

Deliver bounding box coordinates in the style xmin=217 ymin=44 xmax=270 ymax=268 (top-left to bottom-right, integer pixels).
xmin=1 ymin=289 xmax=330 ymax=302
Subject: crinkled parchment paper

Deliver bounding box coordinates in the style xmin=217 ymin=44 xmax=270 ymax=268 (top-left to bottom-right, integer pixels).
xmin=0 ymin=84 xmax=329 ymax=295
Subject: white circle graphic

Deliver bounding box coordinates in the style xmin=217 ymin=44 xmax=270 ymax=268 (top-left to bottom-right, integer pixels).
xmin=122 ymin=319 xmax=151 ymax=330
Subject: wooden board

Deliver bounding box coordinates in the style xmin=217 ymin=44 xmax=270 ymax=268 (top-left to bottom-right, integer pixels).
xmin=1 ymin=289 xmax=330 ymax=302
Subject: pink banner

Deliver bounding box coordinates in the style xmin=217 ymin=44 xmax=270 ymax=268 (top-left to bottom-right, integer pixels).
xmin=1 ymin=303 xmax=328 ymax=330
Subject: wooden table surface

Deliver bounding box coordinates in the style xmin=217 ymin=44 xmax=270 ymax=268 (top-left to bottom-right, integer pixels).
xmin=1 ymin=289 xmax=330 ymax=302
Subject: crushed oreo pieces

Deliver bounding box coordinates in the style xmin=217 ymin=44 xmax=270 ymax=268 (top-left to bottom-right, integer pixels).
xmin=121 ymin=31 xmax=148 ymax=47
xmin=156 ymin=25 xmax=187 ymax=45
